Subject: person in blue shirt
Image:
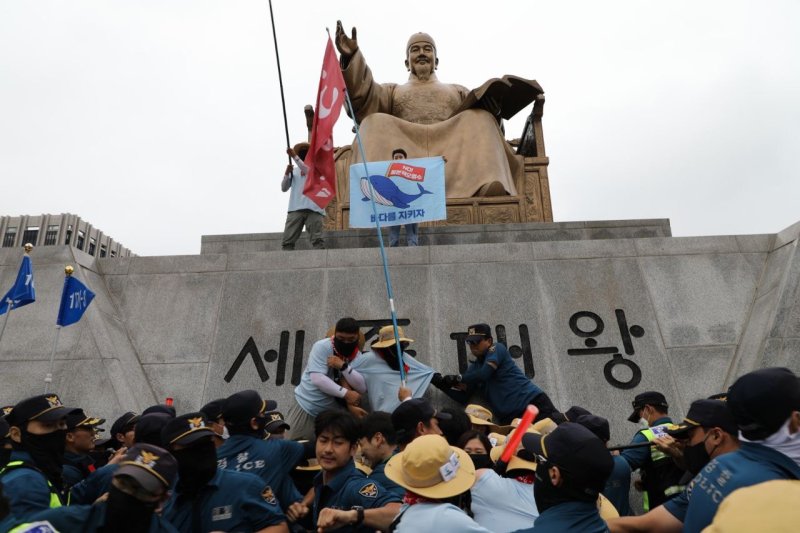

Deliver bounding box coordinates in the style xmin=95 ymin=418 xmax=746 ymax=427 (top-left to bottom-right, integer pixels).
xmin=281 ymin=142 xmax=326 ymax=250
xmin=217 ymin=390 xmax=306 ymax=514
xmin=62 ymin=409 xmax=104 ymax=489
xmin=435 ymin=323 xmax=558 ymax=424
xmin=160 ymin=412 xmax=289 ymax=533
xmin=0 ymin=393 xmax=79 ymax=518
xmin=290 ymin=410 xmax=401 ymax=532
xmin=30 ymin=443 xmax=179 ymax=533
xmin=608 ymin=368 xmax=800 ymax=533
xmin=619 ymin=390 xmax=684 ymax=512
xmin=514 ymin=422 xmax=614 ymax=533
xmin=357 ymin=411 xmax=404 ymax=499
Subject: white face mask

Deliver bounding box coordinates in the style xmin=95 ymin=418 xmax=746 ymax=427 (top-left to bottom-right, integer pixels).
xmin=638 ymin=418 xmax=650 ymax=429
xmin=741 ymin=414 xmax=800 ymax=467
xmin=221 ymin=425 xmax=230 ymax=440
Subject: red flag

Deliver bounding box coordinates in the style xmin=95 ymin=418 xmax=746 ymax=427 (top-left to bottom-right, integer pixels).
xmin=303 ymin=37 xmax=346 ymax=208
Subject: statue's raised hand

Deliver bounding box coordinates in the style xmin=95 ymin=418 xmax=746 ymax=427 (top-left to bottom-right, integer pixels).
xmin=335 ymin=20 xmax=358 ymax=59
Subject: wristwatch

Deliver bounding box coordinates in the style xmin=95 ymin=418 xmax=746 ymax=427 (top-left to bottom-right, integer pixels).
xmin=351 ymin=505 xmax=364 ymax=525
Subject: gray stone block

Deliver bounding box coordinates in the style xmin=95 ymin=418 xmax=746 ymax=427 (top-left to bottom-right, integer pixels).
xmin=143 ymin=363 xmax=209 ymax=413
xmin=735 ymin=234 xmax=774 ymax=253
xmin=730 ymin=291 xmax=779 ymax=381
xmin=639 ymin=254 xmax=762 ymax=348
xmin=226 ymin=250 xmax=328 ymax=272
xmin=128 ymin=254 xmax=228 ymax=275
xmin=666 ymin=346 xmax=736 ymax=407
xmin=774 ymin=220 xmax=800 ymax=249
xmin=757 ymin=243 xmax=793 ymax=299
xmin=531 ymin=239 xmax=637 ymax=260
xmin=115 ymin=273 xmax=226 ymax=364
xmin=634 ymin=236 xmax=740 ymax=256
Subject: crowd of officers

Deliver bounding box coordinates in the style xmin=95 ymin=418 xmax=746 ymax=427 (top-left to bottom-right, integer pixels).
xmin=0 ymin=319 xmax=798 ymax=532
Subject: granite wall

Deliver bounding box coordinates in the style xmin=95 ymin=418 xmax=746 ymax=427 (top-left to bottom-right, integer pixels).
xmin=1 ymin=219 xmax=798 ymax=445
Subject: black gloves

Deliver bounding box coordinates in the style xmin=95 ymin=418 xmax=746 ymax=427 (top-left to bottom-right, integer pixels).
xmin=431 ymin=373 xmax=461 ymax=390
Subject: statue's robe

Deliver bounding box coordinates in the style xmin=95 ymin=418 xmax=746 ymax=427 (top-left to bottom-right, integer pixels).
xmin=335 ymin=48 xmax=542 ymax=202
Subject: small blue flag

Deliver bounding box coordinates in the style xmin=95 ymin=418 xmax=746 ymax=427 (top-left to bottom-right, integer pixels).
xmin=0 ymin=256 xmax=36 ymax=315
xmin=57 ymin=275 xmax=95 ymax=327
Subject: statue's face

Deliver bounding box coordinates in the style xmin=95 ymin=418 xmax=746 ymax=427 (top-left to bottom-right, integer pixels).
xmin=406 ymin=42 xmax=437 ymax=79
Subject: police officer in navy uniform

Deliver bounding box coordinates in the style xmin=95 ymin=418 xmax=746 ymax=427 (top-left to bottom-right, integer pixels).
xmin=161 ymin=412 xmax=289 ymax=533
xmin=435 ymin=323 xmax=558 ymax=424
xmin=62 ymin=409 xmax=105 ymax=488
xmin=620 ymin=391 xmax=685 ymax=512
xmin=30 ymin=443 xmax=179 ymax=532
xmin=217 ymin=390 xmax=306 ymax=513
xmin=109 ymin=411 xmax=139 ymax=451
xmin=0 ymin=393 xmax=79 ymax=517
xmin=291 ymin=410 xmax=401 ymax=532
xmin=515 ymin=422 xmax=614 ymax=532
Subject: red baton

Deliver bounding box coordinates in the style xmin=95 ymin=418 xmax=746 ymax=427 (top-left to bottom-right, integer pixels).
xmin=500 ymin=405 xmax=539 ymax=464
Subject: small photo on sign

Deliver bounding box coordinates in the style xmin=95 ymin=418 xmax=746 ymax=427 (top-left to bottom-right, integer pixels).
xmin=349 ymin=157 xmax=447 ymax=228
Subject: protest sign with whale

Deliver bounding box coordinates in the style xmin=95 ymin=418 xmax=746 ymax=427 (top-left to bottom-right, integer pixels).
xmin=349 ymin=157 xmax=446 ymax=228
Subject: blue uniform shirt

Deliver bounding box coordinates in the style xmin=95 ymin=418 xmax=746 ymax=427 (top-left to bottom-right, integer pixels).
xmin=0 ymin=451 xmax=65 ymax=518
xmin=313 ymin=460 xmax=400 ymax=533
xmin=678 ymin=442 xmax=800 ymax=533
xmin=604 ymin=455 xmax=632 ymax=516
xmin=162 ymin=469 xmax=286 ymax=532
xmin=68 ymin=463 xmax=117 ymax=505
xmin=620 ymin=417 xmax=672 ymax=470
xmin=62 ymin=451 xmax=94 ymax=488
xmin=368 ymin=451 xmax=405 ymax=500
xmin=459 ymin=343 xmax=543 ymax=424
xmin=216 ymin=433 xmax=304 ymax=512
xmin=29 ymin=502 xmax=178 ymax=533
xmin=513 ymin=501 xmax=609 ymax=533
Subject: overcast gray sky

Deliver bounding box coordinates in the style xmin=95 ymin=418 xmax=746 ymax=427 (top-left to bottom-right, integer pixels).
xmin=1 ymin=1 xmax=798 ymax=256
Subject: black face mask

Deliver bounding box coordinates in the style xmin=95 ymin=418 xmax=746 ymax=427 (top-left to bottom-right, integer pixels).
xmin=103 ymin=484 xmax=158 ymax=533
xmin=533 ymin=461 xmax=596 ymax=513
xmin=333 ymin=338 xmax=358 ymax=358
xmin=173 ymin=439 xmax=217 ymax=496
xmin=468 ymin=453 xmax=494 ymax=471
xmin=375 ymin=347 xmax=403 ymax=371
xmin=683 ymin=436 xmax=713 ymax=476
xmin=18 ymin=428 xmax=66 ymax=488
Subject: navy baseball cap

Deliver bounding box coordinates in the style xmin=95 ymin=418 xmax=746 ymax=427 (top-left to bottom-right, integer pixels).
xmin=162 ymin=413 xmax=216 ymax=447
xmin=727 ymin=367 xmax=800 ymax=440
xmin=110 ymin=411 xmax=140 ymax=436
xmin=627 ymin=391 xmax=668 ymax=423
xmin=465 ymin=324 xmax=492 ymax=343
xmin=223 ymin=390 xmax=277 ymax=426
xmin=6 ymin=394 xmax=79 ymax=426
xmin=522 ymin=422 xmax=613 ymax=496
xmin=667 ymin=399 xmax=737 ymax=438
xmin=200 ymin=399 xmax=227 ymax=422
xmin=115 ymin=443 xmax=178 ymax=494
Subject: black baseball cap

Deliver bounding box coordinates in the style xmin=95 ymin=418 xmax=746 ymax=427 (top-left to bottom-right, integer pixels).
xmin=727 ymin=367 xmax=800 ymax=440
xmin=6 ymin=394 xmax=79 ymax=426
xmin=200 ymin=399 xmax=227 ymax=422
xmin=265 ymin=411 xmax=291 ymax=433
xmin=667 ymin=399 xmax=737 ymax=438
xmin=1 ymin=406 xmax=14 ymax=419
xmin=465 ymin=324 xmax=492 ymax=343
xmin=66 ymin=409 xmax=106 ymax=431
xmin=391 ymin=398 xmax=452 ymax=443
xmin=223 ymin=390 xmax=277 ymax=426
xmin=574 ymin=414 xmax=611 ymax=443
xmin=142 ymin=404 xmax=176 ymax=417
xmin=111 ymin=412 xmax=140 ymax=436
xmin=134 ymin=413 xmax=173 ymax=447
xmin=553 ymin=405 xmax=593 ymax=425
xmin=115 ymin=443 xmax=178 ymax=495
xmin=162 ymin=413 xmax=216 ymax=447
xmin=522 ymin=422 xmax=613 ymax=496
xmin=627 ymin=391 xmax=669 ymax=423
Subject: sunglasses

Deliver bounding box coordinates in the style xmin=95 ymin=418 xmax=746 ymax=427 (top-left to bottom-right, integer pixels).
xmin=466 ymin=339 xmax=482 ymax=346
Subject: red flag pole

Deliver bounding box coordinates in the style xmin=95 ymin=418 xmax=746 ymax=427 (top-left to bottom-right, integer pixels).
xmin=267 ymin=0 xmax=292 ymax=163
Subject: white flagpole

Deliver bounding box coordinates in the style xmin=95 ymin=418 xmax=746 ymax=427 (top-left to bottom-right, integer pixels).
xmin=44 ymin=325 xmax=61 ymax=394
xmin=45 ymin=264 xmax=72 ymax=393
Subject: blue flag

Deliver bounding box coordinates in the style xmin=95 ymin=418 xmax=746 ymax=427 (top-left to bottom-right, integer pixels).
xmin=57 ymin=275 xmax=95 ymax=327
xmin=349 ymin=156 xmax=447 ymax=228
xmin=0 ymin=256 xmax=35 ymax=315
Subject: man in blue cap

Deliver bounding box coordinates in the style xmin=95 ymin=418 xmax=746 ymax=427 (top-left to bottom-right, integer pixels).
xmin=161 ymin=412 xmax=289 ymax=532
xmin=434 ymin=323 xmax=557 ymax=424
xmin=30 ymin=443 xmax=178 ymax=532
xmin=0 ymin=393 xmax=79 ymax=517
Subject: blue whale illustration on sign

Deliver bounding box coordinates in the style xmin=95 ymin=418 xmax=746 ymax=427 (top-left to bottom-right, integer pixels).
xmin=360 ymin=175 xmax=433 ymax=209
